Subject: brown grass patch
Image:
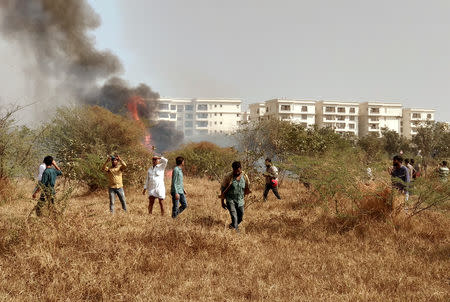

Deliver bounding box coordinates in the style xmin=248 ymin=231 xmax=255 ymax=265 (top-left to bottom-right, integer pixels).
xmin=0 ymin=178 xmax=448 ymax=301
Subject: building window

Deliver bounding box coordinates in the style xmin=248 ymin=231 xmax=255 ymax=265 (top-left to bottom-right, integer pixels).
xmin=196 ymin=121 xmax=208 ymax=127
xmin=325 ymin=107 xmax=335 ymax=113
xmin=427 ymin=113 xmax=432 ymax=119
xmin=337 ymin=107 xmax=345 ymax=113
xmin=185 ymin=114 xmax=193 ymax=119
xmin=214 ymin=113 xmax=217 ymax=116
xmin=185 ymin=105 xmax=193 ymax=111
xmin=301 ymin=106 xmax=308 ymax=112
xmin=349 ymin=108 xmax=356 ymax=113
xmin=301 ymin=114 xmax=307 ymax=120
xmin=336 ymin=123 xmax=346 ymax=129
xmin=349 ymin=116 xmax=355 ymax=121
xmin=325 ymin=115 xmax=334 ymax=121
xmin=280 ymin=105 xmax=291 ymax=111
xmin=220 ymin=113 xmax=222 ymax=116
xmin=349 ymin=124 xmax=355 ymax=129
xmin=256 ymin=109 xmax=260 ymax=114
xmin=220 ymin=104 xmax=222 ymax=108
xmin=214 ymin=104 xmax=217 ymax=108
xmin=170 ymin=113 xmax=176 ymax=119
xmin=158 ymin=104 xmax=169 ymax=110
xmin=369 ymin=117 xmax=379 ymax=122
xmin=197 ymin=113 xmax=208 ymax=119
xmin=412 ymin=113 xmax=421 ymax=118
xmin=197 ymin=104 xmax=208 ymax=110
xmin=266 ymin=107 xmax=269 ymax=112
xmin=185 ymin=121 xmax=193 ymax=127
xmin=214 ymin=121 xmax=217 ymax=125
xmin=370 ymin=108 xmax=380 ymax=114
xmin=176 ymin=105 xmax=183 ymax=112
xmin=158 ymin=112 xmax=169 ymax=118
xmin=170 ymin=105 xmax=176 ymax=110
xmin=336 ymin=116 xmax=345 ymax=121
xmin=370 ymin=124 xmax=379 ymax=129
xmin=237 ymin=114 xmax=240 ymax=117
xmin=236 ymin=105 xmax=239 ymax=109
xmin=220 ymin=122 xmax=223 ymax=125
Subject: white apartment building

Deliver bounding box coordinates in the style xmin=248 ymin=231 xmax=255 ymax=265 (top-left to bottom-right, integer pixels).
xmin=248 ymin=103 xmax=266 ymax=122
xmin=263 ymin=99 xmax=316 ymax=127
xmin=358 ymin=102 xmax=403 ymax=137
xmin=401 ymin=108 xmax=435 ymax=138
xmin=154 ymin=98 xmax=242 ymax=136
xmin=315 ymin=101 xmax=359 ymax=135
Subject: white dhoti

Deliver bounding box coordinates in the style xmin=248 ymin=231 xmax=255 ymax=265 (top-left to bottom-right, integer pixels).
xmin=144 ymin=157 xmax=168 ymax=200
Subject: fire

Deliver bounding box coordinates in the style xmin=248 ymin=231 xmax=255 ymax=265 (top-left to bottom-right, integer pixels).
xmin=127 ymin=95 xmax=153 ymax=150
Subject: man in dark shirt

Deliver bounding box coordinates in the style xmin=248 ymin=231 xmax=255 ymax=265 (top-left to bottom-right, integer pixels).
xmin=389 ymin=155 xmax=410 ymax=197
xmin=32 ymin=156 xmax=62 ymax=216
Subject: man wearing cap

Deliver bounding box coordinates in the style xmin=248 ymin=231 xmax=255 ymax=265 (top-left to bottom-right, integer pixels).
xmin=143 ymin=155 xmax=168 ymax=215
xmin=102 ymin=154 xmax=127 ymax=213
xmin=263 ymin=158 xmax=281 ymax=201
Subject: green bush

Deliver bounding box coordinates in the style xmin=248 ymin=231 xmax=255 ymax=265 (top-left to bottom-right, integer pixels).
xmin=41 ymin=105 xmax=152 ymax=190
xmin=165 ymin=141 xmax=239 ymax=182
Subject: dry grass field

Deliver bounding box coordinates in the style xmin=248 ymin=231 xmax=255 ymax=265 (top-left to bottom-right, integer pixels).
xmin=0 ymin=177 xmax=449 ymax=301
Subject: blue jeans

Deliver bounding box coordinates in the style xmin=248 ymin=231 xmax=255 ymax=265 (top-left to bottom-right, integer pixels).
xmin=171 ymin=193 xmax=187 ymax=218
xmin=227 ymin=199 xmax=244 ymax=230
xmin=109 ymin=187 xmax=127 ymax=213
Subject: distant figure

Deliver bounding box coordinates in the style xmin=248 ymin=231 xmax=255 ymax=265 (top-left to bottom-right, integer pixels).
xmin=102 ymin=155 xmax=127 ymax=213
xmin=438 ymin=161 xmax=449 ymax=183
xmin=171 ymin=156 xmax=187 ymax=218
xmin=32 ymin=156 xmax=50 ymax=197
xmin=404 ymin=158 xmax=414 ymax=180
xmin=410 ymin=158 xmax=420 ymax=179
xmin=32 ymin=156 xmax=62 ymax=216
xmin=388 ymin=155 xmax=410 ymax=200
xmin=366 ymin=167 xmax=374 ymax=182
xmin=220 ymin=161 xmax=251 ymax=232
xmin=263 ymin=158 xmax=281 ymax=201
xmin=143 ymin=155 xmax=168 ymax=215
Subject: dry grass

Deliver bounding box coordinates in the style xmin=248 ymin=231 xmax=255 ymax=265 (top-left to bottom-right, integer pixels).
xmin=0 ymin=177 xmax=449 ymax=301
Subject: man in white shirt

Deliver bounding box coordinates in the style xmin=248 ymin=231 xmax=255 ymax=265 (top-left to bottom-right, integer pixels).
xmin=143 ymin=155 xmax=168 ymax=215
xmin=32 ymin=156 xmax=51 ymax=197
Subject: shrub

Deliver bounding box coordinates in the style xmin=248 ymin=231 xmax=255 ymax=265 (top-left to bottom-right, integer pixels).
xmin=41 ymin=105 xmax=152 ymax=190
xmin=165 ymin=141 xmax=239 ymax=182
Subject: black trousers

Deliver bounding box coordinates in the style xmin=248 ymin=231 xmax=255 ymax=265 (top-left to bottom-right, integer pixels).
xmin=263 ymin=183 xmax=281 ymax=200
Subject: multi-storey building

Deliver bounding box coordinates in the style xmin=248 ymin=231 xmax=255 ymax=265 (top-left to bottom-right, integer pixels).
xmin=263 ymin=99 xmax=316 ymax=127
xmin=358 ymin=102 xmax=403 ymax=137
xmin=401 ymin=108 xmax=435 ymax=138
xmin=315 ymin=101 xmax=359 ymax=135
xmin=248 ymin=103 xmax=266 ymax=122
xmin=154 ymin=98 xmax=242 ymax=136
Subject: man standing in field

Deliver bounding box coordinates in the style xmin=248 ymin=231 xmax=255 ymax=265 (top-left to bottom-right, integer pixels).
xmin=143 ymin=155 xmax=168 ymax=215
xmin=389 ymin=155 xmax=410 ymax=200
xmin=171 ymin=156 xmax=187 ymax=218
xmin=103 ymin=155 xmax=127 ymax=213
xmin=32 ymin=156 xmax=62 ymax=216
xmin=263 ymin=158 xmax=281 ymax=201
xmin=220 ymin=161 xmax=251 ymax=232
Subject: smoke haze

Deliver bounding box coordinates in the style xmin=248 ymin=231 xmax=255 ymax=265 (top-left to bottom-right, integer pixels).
xmin=0 ymin=0 xmax=183 ymax=150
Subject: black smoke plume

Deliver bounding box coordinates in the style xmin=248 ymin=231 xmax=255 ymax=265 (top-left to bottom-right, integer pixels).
xmin=0 ymin=0 xmax=182 ymax=150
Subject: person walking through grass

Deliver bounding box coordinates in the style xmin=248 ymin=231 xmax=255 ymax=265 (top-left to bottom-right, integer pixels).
xmin=32 ymin=156 xmax=62 ymax=216
xmin=143 ymin=155 xmax=168 ymax=215
xmin=220 ymin=161 xmax=251 ymax=232
xmin=388 ymin=155 xmax=410 ymax=201
xmin=171 ymin=156 xmax=187 ymax=218
xmin=31 ymin=156 xmax=51 ymax=198
xmin=263 ymin=158 xmax=281 ymax=201
xmin=103 ymin=154 xmax=127 ymax=213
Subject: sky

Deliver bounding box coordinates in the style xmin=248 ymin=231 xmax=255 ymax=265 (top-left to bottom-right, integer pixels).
xmin=1 ymin=0 xmax=449 ymax=122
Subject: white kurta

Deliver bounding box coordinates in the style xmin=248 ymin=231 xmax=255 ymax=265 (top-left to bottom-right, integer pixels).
xmin=144 ymin=157 xmax=168 ymax=199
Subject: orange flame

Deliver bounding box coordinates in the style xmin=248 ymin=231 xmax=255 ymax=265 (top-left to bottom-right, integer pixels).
xmin=127 ymin=95 xmax=153 ymax=150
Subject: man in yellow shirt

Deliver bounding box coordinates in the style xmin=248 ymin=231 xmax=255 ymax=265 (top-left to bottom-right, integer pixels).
xmin=102 ymin=155 xmax=127 ymax=213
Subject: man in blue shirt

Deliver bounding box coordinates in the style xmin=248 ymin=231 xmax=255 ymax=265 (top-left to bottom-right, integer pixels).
xmin=389 ymin=155 xmax=410 ymax=201
xmin=171 ymin=156 xmax=187 ymax=218
xmin=32 ymin=156 xmax=62 ymax=216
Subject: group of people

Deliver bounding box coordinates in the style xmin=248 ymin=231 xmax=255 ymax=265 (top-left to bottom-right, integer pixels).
xmin=389 ymin=155 xmax=448 ymax=203
xmin=32 ymin=155 xmax=282 ymax=231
